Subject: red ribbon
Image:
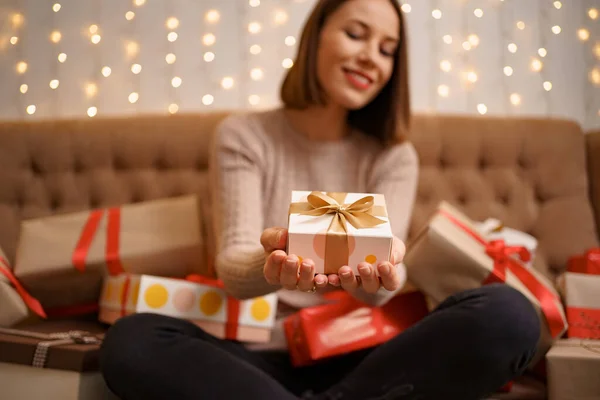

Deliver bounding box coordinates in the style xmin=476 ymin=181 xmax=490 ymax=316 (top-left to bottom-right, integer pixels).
xmin=439 ymin=210 xmax=565 ymax=338
xmin=566 ymin=306 xmax=600 ymax=339
xmin=567 ymin=248 xmax=600 ymax=275
xmin=72 ymin=208 xmax=124 ymax=275
xmin=0 ymin=257 xmax=47 ymax=318
xmin=185 ymin=274 xmax=240 ymax=340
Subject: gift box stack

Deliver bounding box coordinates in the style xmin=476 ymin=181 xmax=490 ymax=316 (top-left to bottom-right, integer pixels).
xmin=546 ymin=248 xmax=600 ymax=400
xmin=0 ymin=195 xmax=279 ymax=399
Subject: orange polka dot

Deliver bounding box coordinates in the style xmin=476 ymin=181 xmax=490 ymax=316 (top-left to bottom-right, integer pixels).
xmin=144 ymin=284 xmax=169 ymax=309
xmin=199 ymin=290 xmax=222 ymax=316
xmin=104 ymin=282 xmax=114 ymax=302
xmin=365 ymin=254 xmax=377 ymax=264
xmin=250 ymin=297 xmax=271 ymax=321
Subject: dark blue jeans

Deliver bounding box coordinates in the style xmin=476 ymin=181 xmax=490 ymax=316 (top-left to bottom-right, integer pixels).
xmin=100 ymin=284 xmax=540 ymax=400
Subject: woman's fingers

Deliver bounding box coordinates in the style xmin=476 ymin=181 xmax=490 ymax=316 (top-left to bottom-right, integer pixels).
xmin=377 ymin=261 xmax=401 ymax=291
xmin=263 ymin=250 xmax=287 ymax=285
xmin=327 ymin=274 xmax=341 ymax=287
xmin=296 ymin=259 xmax=316 ymax=291
xmin=280 ymin=255 xmax=300 ymax=290
xmin=338 ymin=266 xmax=359 ymax=292
xmin=314 ymin=274 xmax=328 ymax=289
xmin=260 ymin=227 xmax=288 ymax=253
xmin=358 ymin=262 xmax=379 ymax=293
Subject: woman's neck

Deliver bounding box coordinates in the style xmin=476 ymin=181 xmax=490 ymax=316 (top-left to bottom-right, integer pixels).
xmin=283 ymin=104 xmax=349 ymax=142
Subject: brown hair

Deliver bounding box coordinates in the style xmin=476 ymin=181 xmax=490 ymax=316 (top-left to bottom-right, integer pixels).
xmin=280 ymin=0 xmax=410 ymax=145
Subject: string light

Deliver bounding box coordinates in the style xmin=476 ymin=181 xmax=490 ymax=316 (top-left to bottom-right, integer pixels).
xmin=134 ymin=0 xmax=146 ymax=6
xmin=206 ymin=10 xmax=220 ymax=23
xmin=168 ymin=104 xmax=179 ymax=114
xmin=442 ymin=35 xmax=452 ymax=44
xmin=477 ymin=104 xmax=487 ymax=115
xmin=473 ymin=9 xmax=483 ymax=18
xmin=202 ymin=95 xmax=214 ymax=105
xmin=87 ymin=106 xmax=97 ymax=117
xmin=538 ymin=48 xmax=547 ymax=57
xmin=10 ymin=36 xmax=18 ymax=45
xmin=166 ymin=17 xmax=179 ymax=30
xmin=49 ymin=79 xmax=59 ymax=89
xmin=274 ymin=9 xmax=288 ymax=25
xmin=168 ymin=32 xmax=178 ymax=42
xmin=530 ymin=58 xmax=543 ymax=72
xmin=553 ymin=1 xmax=562 ymax=10
xmin=508 ymin=43 xmax=517 ymax=53
xmin=221 ymin=77 xmax=234 ymax=89
xmin=125 ymin=11 xmax=135 ymax=21
xmin=250 ymin=68 xmax=264 ymax=80
xmin=248 ymin=22 xmax=261 ymax=34
xmin=551 ymin=25 xmax=561 ymax=34
xmin=589 ymin=8 xmax=599 ymax=20
xmin=131 ymin=64 xmax=142 ymax=74
xmin=249 ymin=0 xmax=260 ymax=7
xmin=203 ymin=34 xmax=216 ymax=46
xmin=165 ymin=53 xmax=176 ymax=64
xmin=578 ymin=29 xmax=590 ymax=42
xmin=248 ymin=95 xmax=260 ymax=106
xmin=128 ymin=92 xmax=139 ymax=104
xmin=20 ymin=84 xmax=28 ymax=94
xmin=401 ymin=4 xmax=411 ymax=13
xmin=510 ymin=93 xmax=521 ymax=106
xmin=282 ymin=58 xmax=294 ymax=69
xmin=250 ymin=45 xmax=262 ymax=54
xmin=102 ymin=66 xmax=112 ymax=77
xmin=432 ymin=9 xmax=442 ymax=19
xmin=26 ymin=105 xmax=36 ymax=115
xmin=543 ymin=81 xmax=553 ymax=91
xmin=204 ymin=52 xmax=215 ymax=62
xmin=16 ymin=61 xmax=28 ymax=74
xmin=285 ymin=36 xmax=296 ymax=46
xmin=171 ymin=76 xmax=182 ymax=88
xmin=437 ymin=85 xmax=449 ymax=97
xmin=516 ymin=21 xmax=525 ymax=30
xmin=440 ymin=60 xmax=452 ymax=72
xmin=52 ymin=3 xmax=61 ymax=12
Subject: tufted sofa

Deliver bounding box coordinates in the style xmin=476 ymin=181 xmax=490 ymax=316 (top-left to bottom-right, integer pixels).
xmin=0 ymin=112 xmax=599 ymax=285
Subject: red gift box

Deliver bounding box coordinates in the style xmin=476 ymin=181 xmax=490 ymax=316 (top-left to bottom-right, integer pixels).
xmin=567 ymin=248 xmax=600 ymax=275
xmin=284 ymin=289 xmax=429 ymax=367
xmin=561 ymin=248 xmax=600 ymax=340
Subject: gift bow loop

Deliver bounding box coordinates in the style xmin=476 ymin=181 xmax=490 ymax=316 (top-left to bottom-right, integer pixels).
xmin=300 ymin=191 xmax=387 ymax=232
xmin=486 ymin=239 xmax=532 ymax=263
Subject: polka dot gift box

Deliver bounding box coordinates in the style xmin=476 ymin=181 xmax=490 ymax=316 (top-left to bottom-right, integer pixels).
xmin=99 ymin=274 xmax=278 ymax=343
xmin=287 ymin=191 xmax=393 ymax=275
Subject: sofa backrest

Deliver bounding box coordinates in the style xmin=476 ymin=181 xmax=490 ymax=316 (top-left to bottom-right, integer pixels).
xmin=0 ymin=112 xmax=597 ymax=279
xmin=586 ymin=130 xmax=600 ymax=240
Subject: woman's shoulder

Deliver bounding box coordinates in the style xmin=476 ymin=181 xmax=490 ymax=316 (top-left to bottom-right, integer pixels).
xmin=215 ymin=108 xmax=283 ymax=136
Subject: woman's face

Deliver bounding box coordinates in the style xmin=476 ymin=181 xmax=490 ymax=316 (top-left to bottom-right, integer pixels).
xmin=316 ymin=0 xmax=400 ymax=110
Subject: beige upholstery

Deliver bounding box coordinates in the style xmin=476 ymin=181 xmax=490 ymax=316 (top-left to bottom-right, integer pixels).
xmin=0 ymin=112 xmax=598 ymax=283
xmin=586 ymin=130 xmax=600 ymax=240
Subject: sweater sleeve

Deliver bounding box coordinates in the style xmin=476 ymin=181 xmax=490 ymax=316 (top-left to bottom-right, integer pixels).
xmin=209 ymin=114 xmax=281 ymax=299
xmin=349 ymin=141 xmax=420 ymax=306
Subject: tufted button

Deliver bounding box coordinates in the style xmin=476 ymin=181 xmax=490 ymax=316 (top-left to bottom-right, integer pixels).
xmin=499 ymin=194 xmax=510 ymax=205
xmin=155 ymin=158 xmax=168 ymax=170
xmin=457 ymin=194 xmax=467 ymax=205
xmin=113 ymin=156 xmax=127 ymax=170
xmin=195 ymin=158 xmax=205 ymax=171
xmin=50 ymin=197 xmax=60 ymax=210
xmin=30 ymin=160 xmax=42 ymax=175
xmin=74 ymin=159 xmax=85 ymax=173
xmin=478 ymin=158 xmax=487 ymax=170
xmin=439 ymin=157 xmax=448 ymax=169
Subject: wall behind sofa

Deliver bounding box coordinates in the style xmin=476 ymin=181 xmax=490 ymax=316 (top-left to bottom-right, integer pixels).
xmin=0 ymin=0 xmax=599 ymax=130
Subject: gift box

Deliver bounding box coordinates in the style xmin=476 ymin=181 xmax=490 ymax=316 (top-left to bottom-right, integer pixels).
xmin=98 ymin=274 xmax=278 ymax=343
xmin=404 ymin=201 xmax=567 ymax=364
xmin=13 ymin=195 xmax=205 ymax=313
xmin=284 ymin=288 xmax=429 ymax=367
xmin=567 ymin=248 xmax=600 ymax=275
xmin=0 ymin=319 xmax=115 ymax=400
xmin=558 ymin=257 xmax=600 ymax=339
xmin=287 ymin=191 xmax=392 ymax=275
xmin=476 ymin=218 xmax=538 ymax=268
xmin=0 ymin=247 xmax=44 ymax=327
xmin=546 ymin=338 xmax=600 ymax=400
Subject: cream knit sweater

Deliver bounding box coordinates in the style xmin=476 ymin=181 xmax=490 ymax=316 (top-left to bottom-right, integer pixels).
xmin=209 ymin=107 xmax=419 ymax=350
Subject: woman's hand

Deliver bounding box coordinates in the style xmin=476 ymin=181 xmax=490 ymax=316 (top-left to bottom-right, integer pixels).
xmin=327 ymin=235 xmax=406 ymax=294
xmin=260 ymin=227 xmax=329 ymax=292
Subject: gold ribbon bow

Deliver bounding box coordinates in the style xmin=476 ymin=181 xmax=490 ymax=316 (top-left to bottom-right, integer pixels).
xmin=289 ymin=192 xmax=388 ymax=274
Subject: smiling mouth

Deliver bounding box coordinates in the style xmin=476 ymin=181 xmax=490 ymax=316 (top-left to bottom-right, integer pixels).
xmin=342 ymin=68 xmax=374 ymax=90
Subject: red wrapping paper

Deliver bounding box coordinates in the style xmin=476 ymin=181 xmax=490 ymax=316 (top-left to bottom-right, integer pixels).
xmin=284 ymin=290 xmax=429 ymax=367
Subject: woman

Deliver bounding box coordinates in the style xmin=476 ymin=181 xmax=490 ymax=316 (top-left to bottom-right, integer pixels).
xmin=100 ymin=1 xmax=540 ymax=399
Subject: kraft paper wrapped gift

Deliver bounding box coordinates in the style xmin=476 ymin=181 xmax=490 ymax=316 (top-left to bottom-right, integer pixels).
xmin=287 ymin=191 xmax=392 ymax=275
xmin=98 ymin=274 xmax=278 ymax=343
xmin=558 ymin=271 xmax=600 ymax=340
xmin=546 ymin=339 xmax=600 ymax=400
xmin=13 ymin=195 xmax=205 ymax=313
xmin=0 ymin=247 xmax=37 ymax=327
xmin=404 ymin=201 xmax=567 ymax=364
